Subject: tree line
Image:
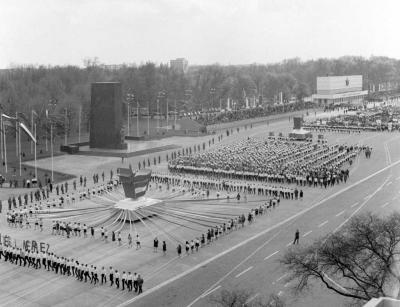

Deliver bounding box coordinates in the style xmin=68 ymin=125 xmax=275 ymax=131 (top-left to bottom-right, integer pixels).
xmin=0 ymin=55 xmax=399 ymax=136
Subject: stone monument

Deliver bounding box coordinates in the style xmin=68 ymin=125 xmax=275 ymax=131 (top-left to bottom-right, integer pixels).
xmin=90 ymin=82 xmax=127 ymax=149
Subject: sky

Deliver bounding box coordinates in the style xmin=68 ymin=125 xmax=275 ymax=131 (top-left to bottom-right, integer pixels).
xmin=1 ymin=0 xmax=400 ymax=68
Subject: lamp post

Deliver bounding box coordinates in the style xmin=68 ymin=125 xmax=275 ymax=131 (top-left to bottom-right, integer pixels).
xmin=210 ymin=88 xmax=216 ymax=111
xmin=183 ymin=89 xmax=192 ymax=116
xmin=50 ymin=123 xmax=53 ymax=182
xmin=147 ymin=100 xmax=150 ymax=136
xmin=78 ymin=105 xmax=81 ymax=144
xmin=64 ymin=107 xmax=68 ymax=145
xmin=166 ymin=97 xmax=169 ymax=132
xmin=126 ymin=91 xmax=135 ymax=137
xmin=136 ymin=99 xmax=140 ymax=137
xmin=46 ymin=98 xmax=57 ymax=150
xmin=157 ymin=91 xmax=166 ymax=133
xmin=46 ymin=107 xmax=57 ymax=183
xmin=157 ymin=98 xmax=160 ymax=134
xmin=174 ymin=99 xmax=177 ymax=129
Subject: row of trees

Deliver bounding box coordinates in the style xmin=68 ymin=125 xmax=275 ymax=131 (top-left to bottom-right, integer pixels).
xmin=0 ymin=56 xmax=399 ymax=135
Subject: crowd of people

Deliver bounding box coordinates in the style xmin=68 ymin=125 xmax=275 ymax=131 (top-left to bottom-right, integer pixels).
xmin=174 ymin=199 xmax=279 ymax=257
xmin=0 ymin=130 xmax=365 ymax=298
xmin=0 ymin=243 xmax=144 ymax=293
xmin=168 ymin=138 xmax=359 ymax=188
xmin=196 ymin=102 xmax=314 ymax=126
xmin=5 ymin=170 xmax=119 ymax=212
xmin=151 ymin=173 xmax=304 ymax=200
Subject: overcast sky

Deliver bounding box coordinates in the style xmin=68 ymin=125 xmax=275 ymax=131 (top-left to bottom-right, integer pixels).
xmin=1 ymin=0 xmax=400 ymax=68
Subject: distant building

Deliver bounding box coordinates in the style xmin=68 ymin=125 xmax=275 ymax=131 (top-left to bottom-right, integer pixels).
xmin=170 ymin=58 xmax=188 ymax=73
xmin=312 ymin=75 xmax=368 ymax=105
xmin=99 ymin=64 xmax=126 ymax=70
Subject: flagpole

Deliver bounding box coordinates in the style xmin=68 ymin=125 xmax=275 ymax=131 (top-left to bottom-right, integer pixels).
xmin=4 ymin=121 xmax=7 ymax=173
xmin=15 ymin=111 xmax=18 ymax=157
xmin=34 ymin=123 xmax=37 ymax=179
xmin=19 ymin=124 xmax=21 ymax=176
xmin=64 ymin=108 xmax=67 ymax=145
xmin=31 ymin=110 xmax=33 ymax=154
xmin=0 ymin=114 xmax=3 ymax=160
xmin=147 ymin=103 xmax=150 ymax=136
xmin=166 ymin=99 xmax=169 ymax=131
xmin=127 ymin=103 xmax=130 ymax=136
xmin=78 ymin=106 xmax=81 ymax=143
xmin=50 ymin=123 xmax=53 ymax=182
xmin=174 ymin=99 xmax=177 ymax=129
xmin=45 ymin=118 xmax=48 ymax=152
xmin=136 ymin=100 xmax=139 ymax=137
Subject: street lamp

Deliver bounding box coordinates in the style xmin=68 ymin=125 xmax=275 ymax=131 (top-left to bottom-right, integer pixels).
xmin=64 ymin=107 xmax=68 ymax=145
xmin=210 ymin=88 xmax=216 ymax=111
xmin=157 ymin=91 xmax=166 ymax=133
xmin=126 ymin=91 xmax=135 ymax=137
xmin=184 ymin=89 xmax=192 ymax=116
xmin=46 ymin=98 xmax=57 ymax=150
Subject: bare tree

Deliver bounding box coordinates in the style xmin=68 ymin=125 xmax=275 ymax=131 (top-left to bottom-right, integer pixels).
xmin=209 ymin=288 xmax=285 ymax=307
xmin=280 ymin=212 xmax=400 ymax=304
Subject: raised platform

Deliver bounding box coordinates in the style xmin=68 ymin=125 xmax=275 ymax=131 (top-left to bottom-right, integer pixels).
xmin=114 ymin=196 xmax=162 ymax=222
xmin=114 ymin=197 xmax=163 ymax=210
xmin=76 ymin=144 xmax=179 ymax=158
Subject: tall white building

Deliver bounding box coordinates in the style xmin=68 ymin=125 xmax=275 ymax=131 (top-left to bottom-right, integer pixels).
xmin=312 ymin=75 xmax=368 ymax=105
xmin=170 ymin=58 xmax=188 ymax=73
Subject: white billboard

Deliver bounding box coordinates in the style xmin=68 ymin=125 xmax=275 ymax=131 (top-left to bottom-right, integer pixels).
xmin=317 ymin=75 xmax=363 ymax=94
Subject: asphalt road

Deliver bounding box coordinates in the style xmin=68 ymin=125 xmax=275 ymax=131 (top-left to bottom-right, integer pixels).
xmin=117 ymin=131 xmax=400 ymax=307
xmin=0 ymin=109 xmax=396 ymax=307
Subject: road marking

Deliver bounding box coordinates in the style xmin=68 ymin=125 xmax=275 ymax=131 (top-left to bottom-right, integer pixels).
xmin=302 ymin=230 xmax=312 ymax=237
xmin=0 ymin=275 xmax=64 ymax=305
xmin=351 ymin=202 xmax=359 ymax=208
xmin=278 ymin=291 xmax=284 ymax=296
xmin=276 ymin=273 xmax=288 ymax=282
xmin=364 ymin=194 xmax=372 ymax=200
xmin=201 ymin=285 xmax=221 ymax=298
xmin=235 ymin=266 xmax=253 ymax=278
xmin=245 ymin=293 xmax=260 ymax=304
xmin=335 ymin=210 xmax=345 ymax=217
xmin=318 ymin=220 xmax=328 ymax=227
xmin=118 ymin=159 xmax=400 ymax=307
xmin=332 ymin=177 xmax=390 ymax=234
xmin=264 ymin=251 xmax=279 ymax=260
xmin=387 ymin=181 xmax=393 ymax=186
xmin=286 ymin=242 xmax=292 ymax=247
xmin=186 ymin=231 xmax=282 ymax=307
xmin=381 ymin=202 xmax=389 ymax=208
xmin=284 ymin=282 xmax=290 ymax=288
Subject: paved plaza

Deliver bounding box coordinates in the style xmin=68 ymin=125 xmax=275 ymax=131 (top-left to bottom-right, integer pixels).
xmin=0 ymin=110 xmax=399 ymax=307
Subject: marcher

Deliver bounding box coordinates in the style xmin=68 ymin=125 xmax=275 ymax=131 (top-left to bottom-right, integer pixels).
xmin=293 ymin=229 xmax=300 ymax=245
xmin=153 ymin=237 xmax=158 ymax=252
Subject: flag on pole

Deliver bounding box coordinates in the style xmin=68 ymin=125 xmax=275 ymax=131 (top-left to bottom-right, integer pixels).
xmin=1 ymin=114 xmax=16 ymax=120
xmin=19 ymin=122 xmax=37 ymax=143
xmin=1 ymin=114 xmax=16 ymax=128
